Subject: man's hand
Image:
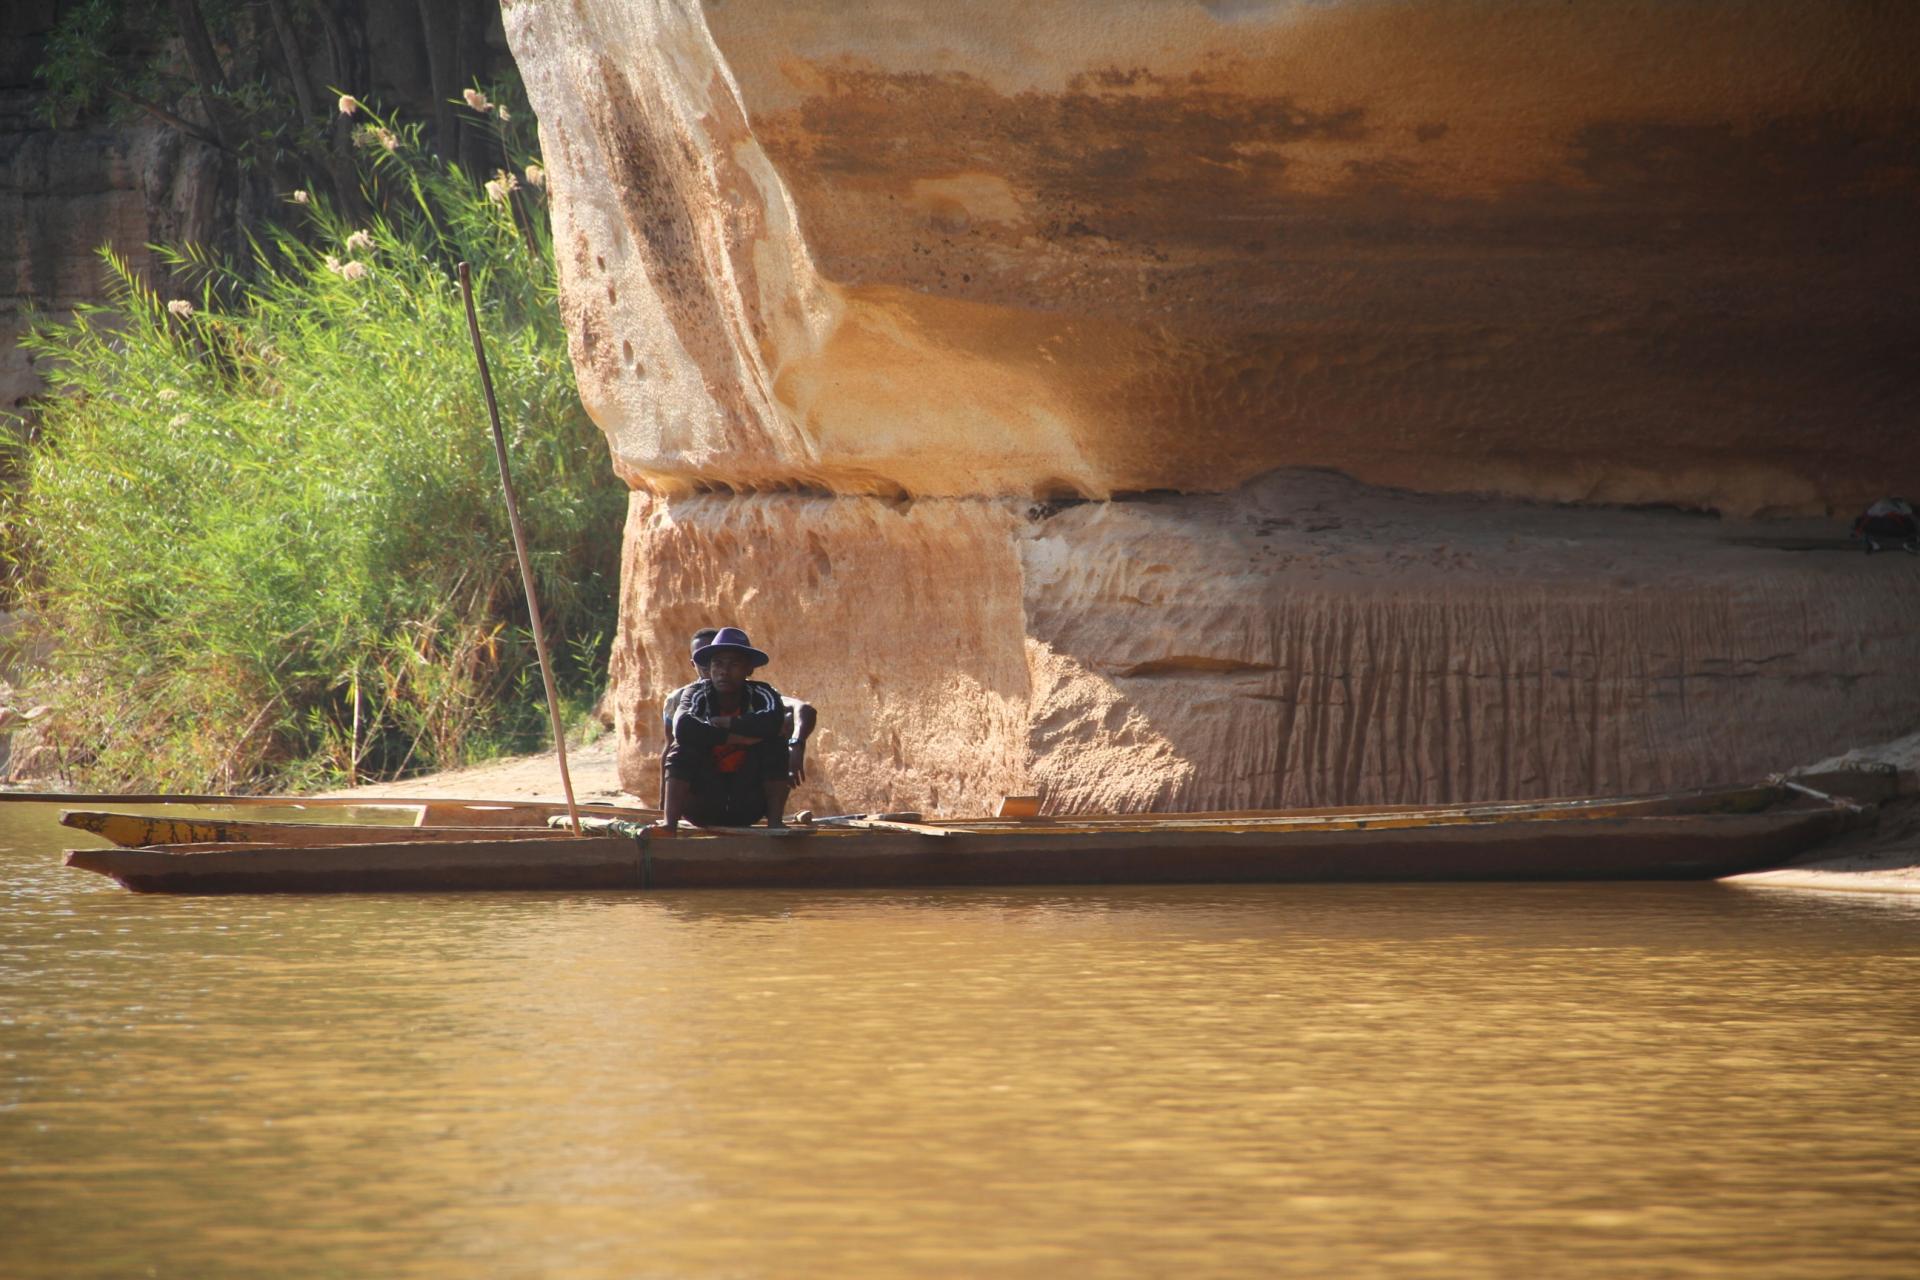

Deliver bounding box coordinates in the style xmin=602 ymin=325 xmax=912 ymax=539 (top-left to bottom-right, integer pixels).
xmin=788 ymin=740 xmax=808 ymax=784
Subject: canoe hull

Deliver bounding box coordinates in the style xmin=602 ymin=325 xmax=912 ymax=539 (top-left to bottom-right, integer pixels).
xmin=64 ymin=807 xmax=1854 ymax=894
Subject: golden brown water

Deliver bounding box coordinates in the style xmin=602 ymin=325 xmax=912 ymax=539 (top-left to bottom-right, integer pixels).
xmin=4 ymin=803 xmax=1918 ymax=1278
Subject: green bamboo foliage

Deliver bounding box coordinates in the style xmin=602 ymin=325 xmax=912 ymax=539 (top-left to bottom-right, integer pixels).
xmin=4 ymin=95 xmax=621 ymax=791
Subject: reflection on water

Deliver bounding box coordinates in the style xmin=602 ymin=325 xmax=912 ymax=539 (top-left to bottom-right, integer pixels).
xmin=4 ymin=802 xmax=1918 ymax=1278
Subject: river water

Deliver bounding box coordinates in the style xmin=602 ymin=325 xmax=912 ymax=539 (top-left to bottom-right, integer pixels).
xmin=3 ymin=803 xmax=1917 ymax=1279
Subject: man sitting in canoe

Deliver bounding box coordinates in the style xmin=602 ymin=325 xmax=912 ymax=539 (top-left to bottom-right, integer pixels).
xmin=661 ymin=628 xmax=817 ymax=803
xmin=660 ymin=627 xmax=796 ymax=831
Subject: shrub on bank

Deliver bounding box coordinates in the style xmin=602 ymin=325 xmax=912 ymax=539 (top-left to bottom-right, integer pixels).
xmin=3 ymin=100 xmax=621 ymax=791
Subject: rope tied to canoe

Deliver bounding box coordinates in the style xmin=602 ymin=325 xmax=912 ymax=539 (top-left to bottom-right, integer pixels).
xmin=1766 ymin=774 xmax=1871 ymax=816
xmin=614 ymin=818 xmax=652 ymax=889
xmin=545 ymin=814 xmax=653 ymax=887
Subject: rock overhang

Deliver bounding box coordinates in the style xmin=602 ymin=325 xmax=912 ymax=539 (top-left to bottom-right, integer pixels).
xmin=508 ymin=0 xmax=1920 ymax=514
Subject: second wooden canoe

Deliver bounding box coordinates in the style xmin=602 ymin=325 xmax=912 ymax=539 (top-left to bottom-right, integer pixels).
xmin=59 ymin=810 xmax=570 ymax=848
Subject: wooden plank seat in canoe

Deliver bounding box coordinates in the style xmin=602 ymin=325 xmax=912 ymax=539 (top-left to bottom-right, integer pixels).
xmin=61 ymin=781 xmax=1870 ymax=894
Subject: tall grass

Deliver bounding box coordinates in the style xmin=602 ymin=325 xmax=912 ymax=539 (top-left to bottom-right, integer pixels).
xmin=4 ymin=100 xmax=622 ymax=792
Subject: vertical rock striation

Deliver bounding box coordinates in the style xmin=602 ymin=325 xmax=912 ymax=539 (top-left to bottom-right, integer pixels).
xmin=613 ymin=474 xmax=1920 ymax=813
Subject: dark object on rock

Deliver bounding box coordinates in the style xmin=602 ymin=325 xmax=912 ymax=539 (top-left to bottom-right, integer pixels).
xmin=1851 ymin=498 xmax=1918 ymax=554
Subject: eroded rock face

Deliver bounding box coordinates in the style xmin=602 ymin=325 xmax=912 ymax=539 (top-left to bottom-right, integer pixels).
xmin=505 ymin=0 xmax=1920 ymax=812
xmin=0 ymin=113 xmax=224 ymax=412
xmin=611 ymin=473 xmax=1920 ymax=813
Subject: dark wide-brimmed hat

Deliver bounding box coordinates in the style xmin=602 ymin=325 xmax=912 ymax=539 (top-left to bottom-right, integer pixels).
xmin=693 ymin=626 xmax=769 ymax=669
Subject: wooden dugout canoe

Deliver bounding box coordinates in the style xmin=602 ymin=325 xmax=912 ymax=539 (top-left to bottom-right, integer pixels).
xmin=61 ymin=783 xmax=1866 ymax=894
xmin=57 ymin=781 xmax=1787 ymax=850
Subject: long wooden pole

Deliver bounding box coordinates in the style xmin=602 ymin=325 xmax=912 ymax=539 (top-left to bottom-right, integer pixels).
xmin=457 ymin=261 xmax=582 ymax=836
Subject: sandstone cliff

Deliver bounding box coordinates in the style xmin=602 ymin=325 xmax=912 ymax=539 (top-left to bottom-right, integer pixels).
xmin=505 ymin=0 xmax=1920 ymax=813
xmin=0 ymin=13 xmax=225 ymax=413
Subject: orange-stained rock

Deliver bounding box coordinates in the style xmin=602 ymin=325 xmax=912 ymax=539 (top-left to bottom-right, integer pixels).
xmin=507 ymin=0 xmax=1920 ymax=513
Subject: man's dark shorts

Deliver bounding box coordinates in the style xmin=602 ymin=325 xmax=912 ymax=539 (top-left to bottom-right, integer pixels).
xmin=665 ymin=738 xmax=788 ymax=827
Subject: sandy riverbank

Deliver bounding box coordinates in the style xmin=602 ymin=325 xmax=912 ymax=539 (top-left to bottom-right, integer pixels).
xmin=316 ymin=733 xmax=635 ymax=807
xmin=316 ymin=728 xmax=1920 ymax=895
